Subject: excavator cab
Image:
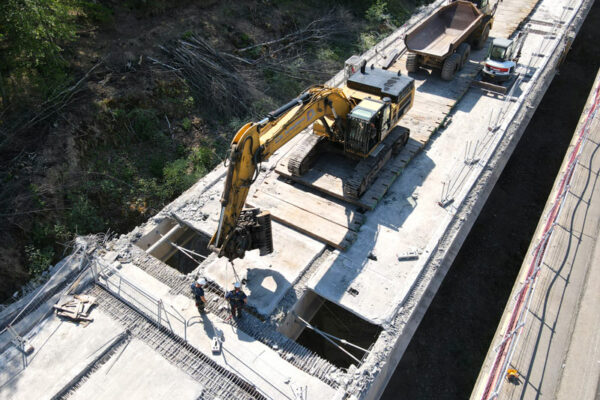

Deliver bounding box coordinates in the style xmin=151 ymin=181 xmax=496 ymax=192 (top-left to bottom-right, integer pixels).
xmin=345 ymin=98 xmax=392 ymax=156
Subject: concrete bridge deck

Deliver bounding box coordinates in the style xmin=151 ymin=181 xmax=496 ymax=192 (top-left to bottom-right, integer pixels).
xmin=0 ymin=0 xmax=596 ymax=399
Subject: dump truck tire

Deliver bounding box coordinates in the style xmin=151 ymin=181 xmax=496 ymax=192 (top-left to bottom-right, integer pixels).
xmin=473 ymin=24 xmax=490 ymax=50
xmin=406 ymin=53 xmax=420 ymax=73
xmin=457 ymin=43 xmax=471 ymax=68
xmin=441 ymin=53 xmax=461 ymax=81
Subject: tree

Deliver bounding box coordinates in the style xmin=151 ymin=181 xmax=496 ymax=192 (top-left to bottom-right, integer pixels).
xmin=0 ymin=0 xmax=78 ymax=104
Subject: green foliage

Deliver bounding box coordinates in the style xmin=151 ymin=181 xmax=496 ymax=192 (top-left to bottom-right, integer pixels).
xmin=78 ymin=1 xmax=114 ymax=25
xmin=190 ymin=146 xmax=216 ymax=171
xmin=249 ymin=98 xmax=277 ymax=119
xmin=0 ymin=0 xmax=77 ymax=72
xmin=0 ymin=0 xmax=118 ymax=106
xmin=65 ymin=193 xmax=106 ymax=233
xmin=23 ymin=191 xmax=105 ymax=278
xmin=148 ymin=153 xmax=167 ymax=178
xmin=127 ymin=108 xmax=161 ymax=141
xmin=0 ymin=0 xmax=117 ymax=107
xmin=152 ymin=80 xmax=194 ymax=118
xmin=24 ymin=245 xmax=54 ymax=276
xmin=181 ymin=117 xmax=192 ymax=131
xmin=316 ymin=48 xmax=338 ymax=63
xmin=263 ymin=68 xmax=304 ymax=102
xmin=359 ymin=32 xmax=378 ymax=52
xmin=162 ymin=159 xmax=195 ymax=198
xmin=361 ymin=0 xmax=427 ymax=52
xmin=366 ymin=0 xmax=392 ymax=25
xmin=386 ymin=1 xmax=412 ymax=23
xmin=33 ymin=64 xmax=74 ymax=101
xmin=184 ymin=96 xmax=195 ymax=110
xmin=161 ymin=146 xmax=216 ymax=197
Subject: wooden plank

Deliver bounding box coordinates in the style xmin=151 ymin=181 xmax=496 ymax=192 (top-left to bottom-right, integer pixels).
xmin=53 ymin=305 xmax=78 ymax=319
xmin=274 ymin=163 xmax=349 ymax=204
xmin=408 ymin=108 xmax=447 ymax=122
xmin=492 ymin=0 xmax=540 ymax=37
xmin=413 ymin=92 xmax=455 ymax=108
xmin=247 ymin=191 xmax=356 ymax=250
xmin=257 ymin=177 xmax=365 ymax=231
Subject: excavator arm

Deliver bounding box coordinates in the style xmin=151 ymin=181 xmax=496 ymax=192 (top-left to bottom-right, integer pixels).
xmin=209 ymin=86 xmax=354 ymax=260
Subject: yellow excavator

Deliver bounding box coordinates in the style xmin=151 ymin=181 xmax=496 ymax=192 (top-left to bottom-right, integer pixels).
xmin=209 ymin=62 xmax=415 ymax=259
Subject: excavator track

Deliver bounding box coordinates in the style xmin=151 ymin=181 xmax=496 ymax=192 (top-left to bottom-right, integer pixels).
xmin=343 ymin=126 xmax=410 ymax=199
xmin=287 ymin=134 xmax=327 ymax=176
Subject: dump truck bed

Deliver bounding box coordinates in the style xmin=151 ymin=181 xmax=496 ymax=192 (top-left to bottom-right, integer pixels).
xmin=405 ymin=1 xmax=483 ymax=59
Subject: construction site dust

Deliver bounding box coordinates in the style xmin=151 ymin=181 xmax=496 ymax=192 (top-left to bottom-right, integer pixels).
xmin=382 ymin=1 xmax=600 ymax=398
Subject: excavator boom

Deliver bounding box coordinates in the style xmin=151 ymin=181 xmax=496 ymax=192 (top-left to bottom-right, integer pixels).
xmin=209 ymin=65 xmax=414 ymax=260
xmin=208 ymin=86 xmax=354 ymax=259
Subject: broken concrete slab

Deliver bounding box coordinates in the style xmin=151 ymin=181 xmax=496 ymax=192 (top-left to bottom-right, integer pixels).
xmin=202 ymin=221 xmax=325 ymax=316
xmin=97 ymin=261 xmax=339 ymax=400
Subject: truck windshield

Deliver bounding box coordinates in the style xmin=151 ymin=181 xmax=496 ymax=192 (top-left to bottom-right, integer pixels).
xmin=490 ymin=46 xmax=507 ymax=61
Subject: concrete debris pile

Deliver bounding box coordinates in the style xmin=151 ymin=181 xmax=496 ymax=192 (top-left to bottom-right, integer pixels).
xmin=53 ymin=294 xmax=96 ymax=324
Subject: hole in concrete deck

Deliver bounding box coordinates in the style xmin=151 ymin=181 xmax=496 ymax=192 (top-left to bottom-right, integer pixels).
xmin=134 ymin=218 xmax=211 ymax=274
xmin=291 ymin=291 xmax=382 ymax=369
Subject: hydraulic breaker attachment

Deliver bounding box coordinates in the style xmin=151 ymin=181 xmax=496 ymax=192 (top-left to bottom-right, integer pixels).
xmin=218 ymin=208 xmax=273 ymax=260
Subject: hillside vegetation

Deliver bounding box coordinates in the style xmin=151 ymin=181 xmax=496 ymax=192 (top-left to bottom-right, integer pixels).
xmin=0 ymin=0 xmax=432 ymax=302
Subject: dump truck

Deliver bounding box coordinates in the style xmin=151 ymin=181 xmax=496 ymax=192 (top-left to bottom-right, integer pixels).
xmin=209 ymin=63 xmax=415 ymax=259
xmin=405 ymin=0 xmax=496 ymax=80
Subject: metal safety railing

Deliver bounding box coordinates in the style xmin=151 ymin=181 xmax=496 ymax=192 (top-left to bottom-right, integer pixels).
xmin=91 ymin=260 xmax=189 ymax=342
xmin=0 ymin=241 xmax=92 ymax=371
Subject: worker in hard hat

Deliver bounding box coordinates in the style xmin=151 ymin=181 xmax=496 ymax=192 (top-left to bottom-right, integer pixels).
xmin=191 ymin=278 xmax=207 ymax=314
xmin=506 ymin=368 xmax=519 ymax=384
xmin=225 ymin=282 xmax=247 ymax=319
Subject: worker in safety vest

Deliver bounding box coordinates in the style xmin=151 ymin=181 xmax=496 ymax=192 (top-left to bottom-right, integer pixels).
xmin=191 ymin=278 xmax=207 ymax=313
xmin=225 ymin=282 xmax=247 ymax=318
